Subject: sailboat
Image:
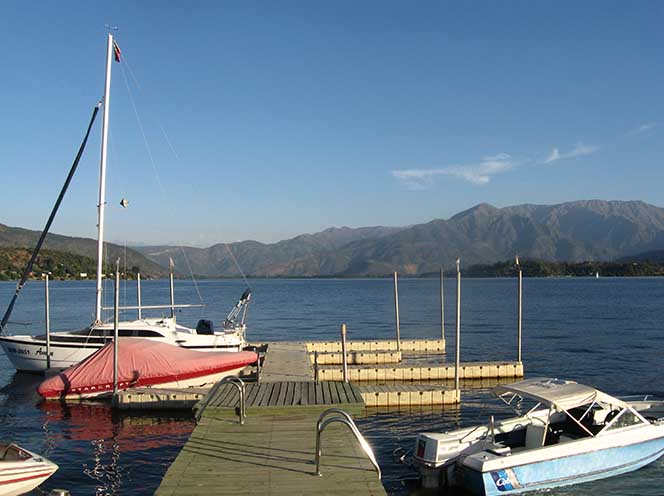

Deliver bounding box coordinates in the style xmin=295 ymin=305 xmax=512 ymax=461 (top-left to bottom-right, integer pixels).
xmin=0 ymin=33 xmax=251 ymax=372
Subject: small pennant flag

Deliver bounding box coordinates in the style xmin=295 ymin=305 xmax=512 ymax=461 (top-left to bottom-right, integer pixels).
xmin=113 ymin=40 xmax=121 ymax=62
xmin=169 ymin=257 xmax=175 ymax=270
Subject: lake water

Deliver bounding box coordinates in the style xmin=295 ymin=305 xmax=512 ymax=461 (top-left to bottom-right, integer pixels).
xmin=1 ymin=277 xmax=663 ymax=495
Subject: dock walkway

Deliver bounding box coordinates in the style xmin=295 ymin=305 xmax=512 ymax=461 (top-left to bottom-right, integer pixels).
xmin=260 ymin=342 xmax=313 ymax=382
xmin=156 ymin=338 xmax=523 ymax=494
xmin=157 ymin=407 xmax=385 ymax=496
xmin=157 ymin=342 xmax=386 ymax=495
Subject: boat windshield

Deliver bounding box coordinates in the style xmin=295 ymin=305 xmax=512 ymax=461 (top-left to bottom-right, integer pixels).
xmin=496 ymin=390 xmax=646 ymax=441
xmin=0 ymin=444 xmax=31 ymax=461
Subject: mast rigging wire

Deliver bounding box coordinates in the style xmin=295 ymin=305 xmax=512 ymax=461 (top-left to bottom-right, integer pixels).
xmin=0 ymin=103 xmax=101 ymax=334
xmin=118 ymin=59 xmax=204 ymax=305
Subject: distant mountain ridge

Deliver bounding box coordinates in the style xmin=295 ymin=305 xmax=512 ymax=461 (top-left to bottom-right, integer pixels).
xmin=0 ymin=223 xmax=167 ymax=278
xmin=135 ymin=200 xmax=664 ymax=277
xmin=5 ymin=200 xmax=664 ymax=278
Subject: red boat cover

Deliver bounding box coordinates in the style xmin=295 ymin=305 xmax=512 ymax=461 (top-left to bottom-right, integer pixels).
xmin=38 ymin=339 xmax=257 ymax=399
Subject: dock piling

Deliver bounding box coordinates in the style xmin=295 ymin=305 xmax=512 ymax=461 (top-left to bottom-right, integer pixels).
xmin=516 ymin=256 xmax=522 ymax=363
xmin=314 ymin=351 xmax=319 ymax=383
xmin=440 ymin=267 xmax=445 ymax=341
xmin=137 ymin=272 xmax=142 ymax=320
xmin=43 ymin=273 xmax=51 ymax=370
xmin=341 ymin=324 xmax=349 ymax=383
xmin=454 ymin=259 xmax=461 ymax=391
xmin=393 ymin=271 xmax=401 ymax=352
xmin=168 ymin=258 xmax=175 ymax=319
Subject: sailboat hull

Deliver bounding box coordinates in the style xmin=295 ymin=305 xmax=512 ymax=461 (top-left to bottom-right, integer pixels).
xmin=0 ymin=320 xmax=246 ymax=372
xmin=0 ymin=337 xmax=95 ymax=372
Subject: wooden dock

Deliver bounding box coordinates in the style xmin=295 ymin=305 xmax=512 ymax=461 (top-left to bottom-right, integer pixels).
xmin=157 ymin=408 xmax=385 ymax=496
xmin=197 ymin=381 xmax=364 ymax=411
xmin=118 ymin=341 xmax=520 ymax=409
xmin=156 ymin=337 xmax=525 ymax=494
xmin=157 ymin=380 xmax=383 ymax=495
xmin=260 ymin=342 xmax=314 ymax=382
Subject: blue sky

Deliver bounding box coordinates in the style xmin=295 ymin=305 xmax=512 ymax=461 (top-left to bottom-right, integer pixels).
xmin=1 ymin=1 xmax=662 ymax=246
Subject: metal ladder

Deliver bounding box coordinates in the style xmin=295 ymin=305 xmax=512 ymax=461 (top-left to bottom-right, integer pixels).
xmin=314 ymin=408 xmax=381 ymax=479
xmin=194 ymin=376 xmax=246 ymax=425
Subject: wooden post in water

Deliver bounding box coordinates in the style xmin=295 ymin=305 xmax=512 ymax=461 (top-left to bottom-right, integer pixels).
xmin=393 ymin=271 xmax=401 ymax=352
xmin=169 ymin=258 xmax=176 ymax=320
xmin=516 ymin=256 xmax=522 ymax=363
xmin=136 ymin=272 xmax=142 ymax=320
xmin=43 ymin=273 xmax=51 ymax=370
xmin=341 ymin=323 xmax=349 ymax=383
xmin=454 ymin=259 xmax=461 ymax=391
xmin=314 ymin=351 xmax=319 ymax=384
xmin=113 ymin=260 xmax=120 ymax=397
xmin=440 ymin=267 xmax=445 ymax=341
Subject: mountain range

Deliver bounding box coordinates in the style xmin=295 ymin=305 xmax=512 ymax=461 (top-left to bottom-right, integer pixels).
xmin=136 ymin=200 xmax=664 ymax=277
xmin=4 ymin=200 xmax=664 ymax=278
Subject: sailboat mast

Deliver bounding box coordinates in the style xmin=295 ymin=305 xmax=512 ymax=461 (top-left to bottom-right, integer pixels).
xmin=94 ymin=33 xmax=114 ymax=324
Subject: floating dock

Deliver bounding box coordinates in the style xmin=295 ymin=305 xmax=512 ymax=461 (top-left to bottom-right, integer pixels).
xmin=316 ymin=360 xmax=523 ymax=382
xmin=305 ymin=338 xmax=446 ymax=353
xmin=155 ymin=338 xmax=524 ymax=495
xmin=156 ymin=381 xmax=384 ymax=495
xmin=119 ymin=341 xmax=522 ymax=410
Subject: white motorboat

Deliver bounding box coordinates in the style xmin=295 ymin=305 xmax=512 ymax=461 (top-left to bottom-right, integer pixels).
xmin=413 ymin=377 xmax=664 ymax=495
xmin=0 ymin=443 xmax=58 ymax=496
xmin=0 ymin=33 xmax=252 ymax=372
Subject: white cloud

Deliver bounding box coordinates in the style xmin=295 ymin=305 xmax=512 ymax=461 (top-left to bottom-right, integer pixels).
xmin=627 ymin=122 xmax=656 ymax=136
xmin=543 ymin=148 xmax=561 ymax=164
xmin=392 ymin=153 xmax=513 ymax=188
xmin=541 ymin=143 xmax=598 ymax=164
xmin=392 ymin=140 xmax=600 ymax=189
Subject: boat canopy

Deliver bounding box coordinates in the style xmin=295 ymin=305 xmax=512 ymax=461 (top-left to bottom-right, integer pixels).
xmin=494 ymin=378 xmax=628 ymax=412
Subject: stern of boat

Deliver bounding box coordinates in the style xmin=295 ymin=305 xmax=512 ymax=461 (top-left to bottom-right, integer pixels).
xmin=414 ymin=432 xmax=472 ymax=488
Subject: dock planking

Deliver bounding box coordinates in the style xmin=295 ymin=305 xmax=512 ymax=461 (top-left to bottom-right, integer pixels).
xmin=260 ymin=342 xmax=314 ymax=382
xmin=156 ymin=408 xmax=386 ymax=496
xmin=200 ymin=381 xmax=363 ymax=412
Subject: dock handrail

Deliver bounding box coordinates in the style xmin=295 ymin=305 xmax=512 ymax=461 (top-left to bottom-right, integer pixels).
xmin=194 ymin=376 xmax=246 ymax=425
xmin=314 ymin=408 xmax=381 ymax=480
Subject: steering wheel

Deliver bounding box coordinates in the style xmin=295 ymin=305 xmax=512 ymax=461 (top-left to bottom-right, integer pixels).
xmin=604 ymin=409 xmax=620 ymax=424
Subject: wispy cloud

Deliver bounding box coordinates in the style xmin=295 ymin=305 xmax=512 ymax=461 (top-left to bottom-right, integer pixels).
xmin=391 ymin=153 xmax=514 ymax=189
xmin=392 ymin=141 xmax=599 ymax=189
xmin=627 ymin=122 xmax=656 ymax=136
xmin=541 ymin=143 xmax=599 ymax=164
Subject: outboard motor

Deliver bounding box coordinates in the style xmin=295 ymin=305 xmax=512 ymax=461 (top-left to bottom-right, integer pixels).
xmin=196 ymin=319 xmax=214 ymax=335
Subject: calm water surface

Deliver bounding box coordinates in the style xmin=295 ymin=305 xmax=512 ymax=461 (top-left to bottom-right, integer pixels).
xmin=1 ymin=277 xmax=663 ymax=495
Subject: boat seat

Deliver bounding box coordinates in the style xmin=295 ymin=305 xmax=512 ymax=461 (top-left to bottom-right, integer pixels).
xmin=525 ymin=424 xmax=546 ymax=449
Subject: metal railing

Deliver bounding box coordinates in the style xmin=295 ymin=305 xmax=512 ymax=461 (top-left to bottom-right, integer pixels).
xmin=314 ymin=408 xmax=381 ymax=479
xmin=195 ymin=376 xmax=246 ymax=425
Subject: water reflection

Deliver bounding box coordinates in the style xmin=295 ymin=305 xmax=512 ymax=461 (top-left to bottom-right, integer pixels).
xmin=36 ymin=401 xmax=195 ymax=495
xmin=0 ymin=368 xmax=194 ymax=495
